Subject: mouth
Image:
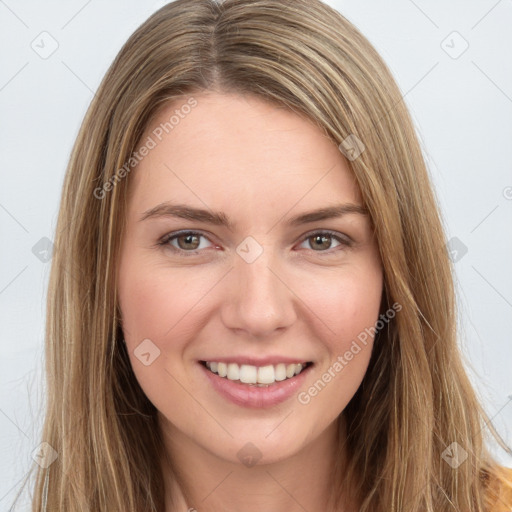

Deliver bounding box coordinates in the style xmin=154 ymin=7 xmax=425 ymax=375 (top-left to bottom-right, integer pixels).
xmin=200 ymin=360 xmax=314 ymax=387
xmin=199 ymin=359 xmax=315 ymax=408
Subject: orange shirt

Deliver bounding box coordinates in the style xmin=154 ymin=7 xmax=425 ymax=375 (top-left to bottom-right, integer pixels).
xmin=487 ymin=466 xmax=512 ymax=512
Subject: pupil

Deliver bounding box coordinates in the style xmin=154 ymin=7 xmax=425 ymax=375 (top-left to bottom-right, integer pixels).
xmin=176 ymin=234 xmax=332 ymax=251
xmin=179 ymin=234 xmax=199 ymax=250
xmin=312 ymin=235 xmax=330 ymax=250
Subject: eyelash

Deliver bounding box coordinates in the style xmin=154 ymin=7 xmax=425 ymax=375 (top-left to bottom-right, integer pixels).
xmin=157 ymin=229 xmax=353 ymax=257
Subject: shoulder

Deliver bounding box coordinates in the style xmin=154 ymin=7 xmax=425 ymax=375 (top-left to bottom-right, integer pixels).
xmin=486 ymin=466 xmax=512 ymax=512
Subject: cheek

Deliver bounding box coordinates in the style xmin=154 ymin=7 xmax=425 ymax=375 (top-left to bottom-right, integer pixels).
xmin=297 ymin=260 xmax=383 ymax=351
xmin=117 ymin=258 xmax=211 ymax=414
xmin=117 ymin=258 xmax=214 ymax=345
xmin=293 ymin=255 xmax=383 ymax=400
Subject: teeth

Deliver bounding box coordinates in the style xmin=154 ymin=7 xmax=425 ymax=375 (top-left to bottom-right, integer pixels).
xmin=217 ymin=362 xmax=227 ymax=377
xmin=257 ymin=365 xmax=274 ymax=384
xmin=204 ymin=361 xmax=309 ymax=385
xmin=240 ymin=364 xmax=258 ymax=383
xmin=227 ymin=363 xmax=239 ymax=380
xmin=275 ymin=363 xmax=287 ymax=381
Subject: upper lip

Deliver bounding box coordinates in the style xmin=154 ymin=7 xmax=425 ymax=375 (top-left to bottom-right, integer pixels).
xmin=200 ymin=356 xmax=313 ymax=366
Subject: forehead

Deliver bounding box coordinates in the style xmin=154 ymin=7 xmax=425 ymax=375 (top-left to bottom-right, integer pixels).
xmin=127 ymin=92 xmax=363 ymax=219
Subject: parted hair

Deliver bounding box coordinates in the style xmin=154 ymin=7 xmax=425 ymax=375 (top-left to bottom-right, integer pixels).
xmin=12 ymin=0 xmax=511 ymax=510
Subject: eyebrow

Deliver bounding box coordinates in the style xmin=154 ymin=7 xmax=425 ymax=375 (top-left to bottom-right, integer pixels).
xmin=139 ymin=202 xmax=368 ymax=229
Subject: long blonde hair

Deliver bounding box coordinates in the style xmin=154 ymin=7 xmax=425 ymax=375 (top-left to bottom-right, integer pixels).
xmin=12 ymin=0 xmax=511 ymax=510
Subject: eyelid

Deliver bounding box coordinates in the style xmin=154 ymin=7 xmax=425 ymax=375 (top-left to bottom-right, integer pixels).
xmin=158 ymin=230 xmax=217 ymax=255
xmin=158 ymin=229 xmax=353 ymax=255
xmin=299 ymin=229 xmax=353 ymax=246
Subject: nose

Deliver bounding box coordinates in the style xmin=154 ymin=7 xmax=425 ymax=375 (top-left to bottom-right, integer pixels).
xmin=220 ymin=247 xmax=297 ymax=338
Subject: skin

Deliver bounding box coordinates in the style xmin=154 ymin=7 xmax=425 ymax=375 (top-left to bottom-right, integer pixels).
xmin=117 ymin=92 xmax=383 ymax=512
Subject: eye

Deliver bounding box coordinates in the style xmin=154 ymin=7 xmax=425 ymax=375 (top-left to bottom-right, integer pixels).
xmin=159 ymin=230 xmax=214 ymax=254
xmin=158 ymin=229 xmax=352 ymax=257
xmin=297 ymin=231 xmax=352 ymax=252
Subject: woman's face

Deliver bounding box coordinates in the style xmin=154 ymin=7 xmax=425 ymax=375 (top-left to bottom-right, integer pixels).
xmin=117 ymin=92 xmax=383 ymax=465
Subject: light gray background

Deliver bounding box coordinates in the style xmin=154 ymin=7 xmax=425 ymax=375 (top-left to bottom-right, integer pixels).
xmin=1 ymin=0 xmax=511 ymax=508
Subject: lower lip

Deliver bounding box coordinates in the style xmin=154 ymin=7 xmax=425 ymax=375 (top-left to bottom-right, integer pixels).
xmin=199 ymin=362 xmax=313 ymax=408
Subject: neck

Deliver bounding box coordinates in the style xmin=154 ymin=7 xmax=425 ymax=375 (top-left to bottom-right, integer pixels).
xmin=160 ymin=415 xmax=354 ymax=512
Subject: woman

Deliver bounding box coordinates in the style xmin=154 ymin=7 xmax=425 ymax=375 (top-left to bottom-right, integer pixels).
xmin=15 ymin=0 xmax=512 ymax=510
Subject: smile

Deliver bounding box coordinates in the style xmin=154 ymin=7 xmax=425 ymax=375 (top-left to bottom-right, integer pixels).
xmin=199 ymin=359 xmax=315 ymax=408
xmin=201 ymin=361 xmax=313 ymax=386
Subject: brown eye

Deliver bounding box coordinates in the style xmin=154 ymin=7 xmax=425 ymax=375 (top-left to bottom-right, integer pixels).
xmin=297 ymin=231 xmax=351 ymax=253
xmin=309 ymin=234 xmax=334 ymax=251
xmin=176 ymin=233 xmax=201 ymax=250
xmin=160 ymin=231 xmax=213 ymax=254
